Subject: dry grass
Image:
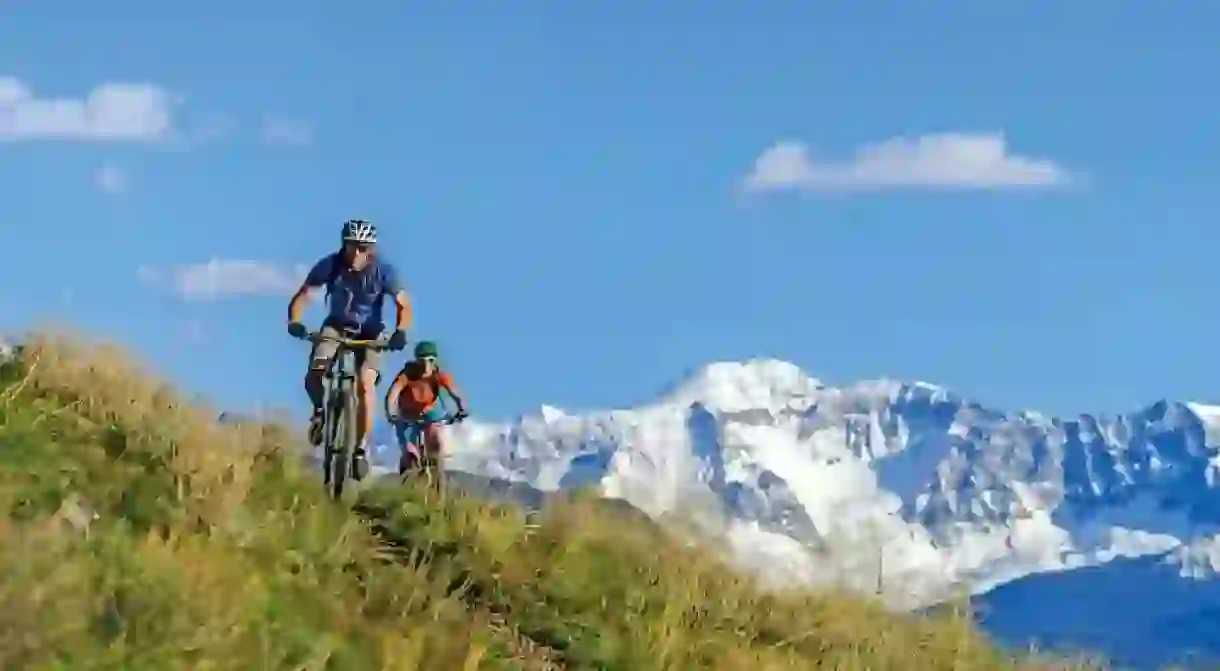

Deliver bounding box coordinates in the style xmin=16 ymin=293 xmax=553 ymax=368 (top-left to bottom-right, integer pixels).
xmin=0 ymin=332 xmax=1111 ymax=670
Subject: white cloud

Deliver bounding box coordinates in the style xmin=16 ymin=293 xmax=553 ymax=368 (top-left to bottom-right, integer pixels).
xmin=0 ymin=76 xmax=176 ymax=142
xmin=137 ymin=259 xmax=308 ymax=301
xmin=742 ymin=132 xmax=1077 ymax=193
xmin=95 ymin=162 xmax=127 ymax=194
xmin=262 ymin=116 xmax=313 ymax=146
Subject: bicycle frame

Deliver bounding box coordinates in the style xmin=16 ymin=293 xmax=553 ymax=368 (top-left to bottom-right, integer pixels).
xmin=311 ymin=330 xmax=387 ymax=499
xmin=393 ymin=413 xmax=460 ymax=491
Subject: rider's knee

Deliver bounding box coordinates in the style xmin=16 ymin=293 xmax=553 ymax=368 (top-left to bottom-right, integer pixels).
xmin=357 ymin=370 xmax=378 ymax=396
xmin=304 ymin=368 xmax=322 ymax=389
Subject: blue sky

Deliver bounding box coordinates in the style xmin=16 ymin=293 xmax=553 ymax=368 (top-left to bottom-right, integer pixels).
xmin=3 ymin=1 xmax=1220 ymax=423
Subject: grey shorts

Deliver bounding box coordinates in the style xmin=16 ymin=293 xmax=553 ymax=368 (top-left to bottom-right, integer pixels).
xmin=308 ymin=324 xmax=383 ymax=382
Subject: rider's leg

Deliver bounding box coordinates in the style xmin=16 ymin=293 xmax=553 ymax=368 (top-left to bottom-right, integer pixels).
xmin=397 ymin=423 xmax=421 ymax=475
xmin=351 ymin=352 xmax=381 ymax=479
xmin=423 ymin=422 xmax=445 ymax=461
xmin=355 ymin=354 xmax=382 ymax=449
xmin=421 ymin=412 xmax=446 ymax=489
xmin=355 ymin=367 xmax=378 ymax=447
xmin=305 ymin=325 xmax=340 ymax=445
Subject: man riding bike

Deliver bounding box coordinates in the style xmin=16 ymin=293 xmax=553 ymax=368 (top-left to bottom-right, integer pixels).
xmin=385 ymin=340 xmax=468 ymax=476
xmin=286 ymin=219 xmax=412 ymax=480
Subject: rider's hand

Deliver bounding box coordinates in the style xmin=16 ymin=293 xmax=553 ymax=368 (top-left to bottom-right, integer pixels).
xmin=454 ymin=408 xmax=470 ymax=422
xmin=387 ymin=329 xmax=408 ymax=351
xmin=287 ymin=321 xmax=308 ymax=340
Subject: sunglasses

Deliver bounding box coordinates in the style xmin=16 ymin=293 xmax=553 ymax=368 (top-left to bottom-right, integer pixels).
xmin=345 ymin=241 xmax=374 ymax=253
xmin=418 ymin=355 xmax=437 ymax=363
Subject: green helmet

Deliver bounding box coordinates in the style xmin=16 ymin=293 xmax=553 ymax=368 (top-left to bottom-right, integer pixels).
xmin=413 ymin=340 xmax=439 ymax=358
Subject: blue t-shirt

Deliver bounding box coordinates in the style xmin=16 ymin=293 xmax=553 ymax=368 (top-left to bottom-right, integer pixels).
xmin=304 ymin=253 xmax=402 ymax=332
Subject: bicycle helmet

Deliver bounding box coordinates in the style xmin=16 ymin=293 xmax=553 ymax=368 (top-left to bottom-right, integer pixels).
xmin=414 ymin=340 xmax=438 ymax=359
xmin=341 ymin=219 xmax=378 ymax=244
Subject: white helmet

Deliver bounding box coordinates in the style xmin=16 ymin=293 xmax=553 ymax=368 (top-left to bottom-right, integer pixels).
xmin=341 ymin=219 xmax=377 ymax=244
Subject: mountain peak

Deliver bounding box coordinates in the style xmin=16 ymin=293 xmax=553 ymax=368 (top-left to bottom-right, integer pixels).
xmin=659 ymin=358 xmax=825 ymax=413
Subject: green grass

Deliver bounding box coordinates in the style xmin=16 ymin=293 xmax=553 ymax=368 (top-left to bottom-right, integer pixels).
xmin=0 ymin=332 xmax=1109 ymax=670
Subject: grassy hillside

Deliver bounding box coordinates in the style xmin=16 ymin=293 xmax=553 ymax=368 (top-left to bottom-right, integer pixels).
xmin=0 ymin=333 xmax=1104 ymax=670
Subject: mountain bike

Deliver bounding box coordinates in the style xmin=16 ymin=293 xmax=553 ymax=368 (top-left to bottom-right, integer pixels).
xmin=304 ymin=329 xmax=390 ymax=500
xmin=392 ymin=412 xmax=464 ymax=493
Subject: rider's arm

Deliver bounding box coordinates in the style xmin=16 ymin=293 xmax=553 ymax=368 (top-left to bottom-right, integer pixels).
xmin=384 ymin=371 xmax=407 ymax=419
xmin=392 ymin=290 xmax=413 ymax=332
xmin=439 ymin=373 xmax=466 ymax=413
xmin=287 ymin=284 xmax=321 ymax=323
xmin=381 ymin=263 xmax=414 ymax=332
xmin=288 ymin=257 xmax=331 ymax=323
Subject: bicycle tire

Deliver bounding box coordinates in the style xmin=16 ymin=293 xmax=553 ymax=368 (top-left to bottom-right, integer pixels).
xmin=320 ymin=364 xmax=339 ymax=490
xmin=330 ymin=374 xmax=352 ymax=499
xmin=320 ymin=405 xmax=333 ymax=487
xmin=341 ymin=373 xmax=361 ymax=485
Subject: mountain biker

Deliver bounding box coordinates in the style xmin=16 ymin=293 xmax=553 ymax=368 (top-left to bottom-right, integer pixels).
xmin=385 ymin=340 xmax=468 ymax=476
xmin=286 ymin=219 xmax=412 ymax=480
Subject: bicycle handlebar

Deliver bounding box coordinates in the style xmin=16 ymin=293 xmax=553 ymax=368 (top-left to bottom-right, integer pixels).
xmin=301 ymin=331 xmax=391 ymax=350
xmin=392 ymin=413 xmax=465 ymax=427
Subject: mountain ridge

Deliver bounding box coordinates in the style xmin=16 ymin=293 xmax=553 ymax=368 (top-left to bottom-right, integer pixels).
xmin=365 ymin=357 xmax=1220 ymax=667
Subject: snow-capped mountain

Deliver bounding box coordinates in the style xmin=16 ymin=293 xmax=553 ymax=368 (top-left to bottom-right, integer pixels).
xmin=368 ymin=359 xmax=1220 ymax=667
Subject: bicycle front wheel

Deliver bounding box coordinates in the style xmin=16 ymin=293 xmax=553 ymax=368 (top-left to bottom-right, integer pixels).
xmin=329 ymin=379 xmax=353 ymax=500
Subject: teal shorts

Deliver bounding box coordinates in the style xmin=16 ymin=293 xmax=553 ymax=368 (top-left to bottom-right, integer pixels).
xmin=418 ymin=406 xmax=446 ymax=424
xmin=394 ymin=407 xmax=446 ymax=446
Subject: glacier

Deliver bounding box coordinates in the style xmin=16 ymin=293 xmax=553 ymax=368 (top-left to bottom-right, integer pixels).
xmin=365 ymin=358 xmax=1220 ymax=668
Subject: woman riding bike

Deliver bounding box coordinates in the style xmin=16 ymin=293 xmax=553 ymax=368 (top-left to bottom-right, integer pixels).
xmin=384 ymin=340 xmax=468 ymax=477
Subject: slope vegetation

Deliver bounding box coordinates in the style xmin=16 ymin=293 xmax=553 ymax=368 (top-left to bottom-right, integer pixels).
xmin=0 ymin=333 xmax=1102 ymax=670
